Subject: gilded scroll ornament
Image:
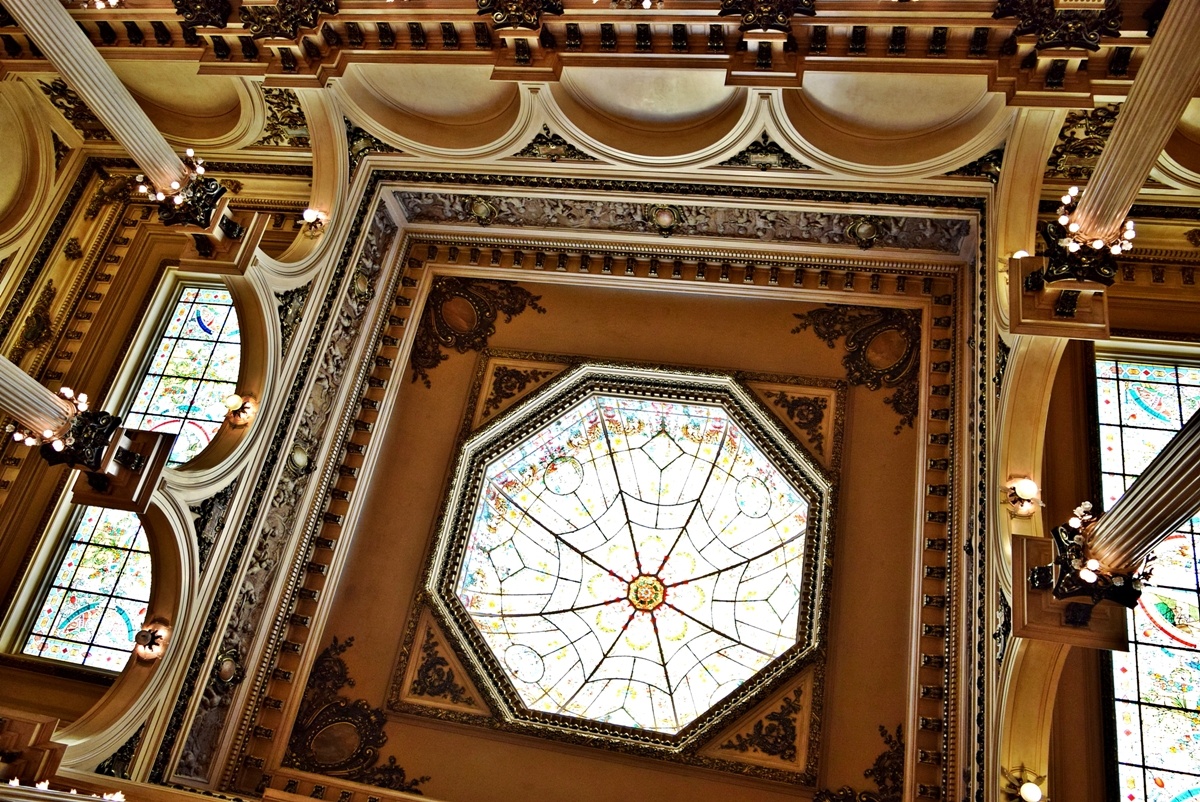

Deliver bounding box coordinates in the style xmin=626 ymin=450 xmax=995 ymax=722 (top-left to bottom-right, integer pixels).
xmin=477 ymin=0 xmax=563 ymax=30
xmin=410 ymin=628 xmax=475 ymax=705
xmin=719 ymin=689 xmax=803 ymax=762
xmin=1045 ymin=104 xmax=1119 ymax=180
xmin=170 ymin=0 xmax=231 ymax=27
xmin=792 ymin=305 xmax=921 ymax=432
xmin=718 ymin=0 xmax=815 ymax=32
xmin=285 ymin=637 xmax=429 ymax=794
xmin=9 ymin=280 xmax=55 ymax=364
xmin=410 ymin=278 xmax=546 ymax=388
xmin=762 ymin=391 xmax=826 ymax=455
xmin=240 ymin=0 xmax=338 ymax=39
xmin=482 ymin=366 xmax=552 ymax=420
xmin=813 ymin=725 xmax=904 ymax=802
xmin=255 ymin=87 xmax=310 ymax=148
xmin=993 ymin=0 xmax=1122 ymax=51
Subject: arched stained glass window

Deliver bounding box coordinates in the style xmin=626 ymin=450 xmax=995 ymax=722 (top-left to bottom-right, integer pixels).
xmin=122 ymin=286 xmax=241 ymax=466
xmin=1097 ymin=357 xmax=1200 ymax=800
xmin=21 ymin=507 xmax=150 ymax=670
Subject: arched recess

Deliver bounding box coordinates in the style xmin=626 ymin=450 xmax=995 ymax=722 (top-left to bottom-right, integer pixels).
xmin=333 ymin=64 xmax=526 ymax=157
xmin=543 ymin=70 xmax=752 ymax=167
xmin=108 ymin=62 xmax=258 ymax=152
xmin=53 ymin=494 xmax=195 ymax=770
xmin=772 ymin=75 xmax=1012 ymax=179
xmin=998 ymin=638 xmax=1073 ymax=787
xmin=0 ymin=81 xmax=54 ymax=250
xmin=266 ymin=88 xmax=349 ymax=270
xmin=992 ymin=107 xmax=1067 ymax=333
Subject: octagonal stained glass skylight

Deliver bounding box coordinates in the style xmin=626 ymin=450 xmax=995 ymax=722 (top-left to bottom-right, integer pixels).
xmin=427 ymin=364 xmax=833 ymax=743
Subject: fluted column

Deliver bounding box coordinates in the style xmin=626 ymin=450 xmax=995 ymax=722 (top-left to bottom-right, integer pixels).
xmin=0 ymin=357 xmax=75 ymax=439
xmin=3 ymin=0 xmax=185 ymax=191
xmin=1090 ymin=408 xmax=1200 ymax=571
xmin=1070 ymin=0 xmax=1200 ymax=242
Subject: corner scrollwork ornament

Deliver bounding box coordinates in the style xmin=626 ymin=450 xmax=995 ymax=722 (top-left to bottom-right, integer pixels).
xmin=719 ymin=688 xmax=803 ymax=762
xmin=718 ymin=132 xmax=810 ymax=171
xmin=170 ymin=0 xmax=231 ymax=27
xmin=762 ymin=391 xmax=826 ymax=455
xmin=993 ymin=0 xmax=1122 ymax=51
xmin=719 ymin=0 xmax=815 ymax=33
xmin=792 ymin=305 xmax=921 ymax=433
xmin=483 ymin=366 xmax=553 ymax=420
xmin=477 ymin=0 xmax=563 ymax=31
xmin=285 ymin=637 xmax=429 ymax=794
xmin=240 ymin=0 xmax=339 ymax=39
xmin=469 ymin=197 xmax=498 ymax=226
xmin=410 ymin=629 xmax=475 ymax=705
xmin=412 ymin=278 xmax=546 ymax=387
xmin=1032 ymin=219 xmax=1118 ymax=287
xmin=813 ymin=725 xmax=904 ymax=802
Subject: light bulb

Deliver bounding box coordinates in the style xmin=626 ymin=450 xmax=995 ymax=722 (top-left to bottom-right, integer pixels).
xmin=1068 ymin=222 xmax=1081 ymax=233
xmin=77 ymin=402 xmax=88 ymax=412
xmin=186 ymin=148 xmax=195 ymax=157
xmin=195 ymin=165 xmax=205 ymax=174
xmin=12 ymin=431 xmax=23 ymax=442
xmin=1079 ymin=567 xmax=1098 ymax=583
xmin=156 ymin=192 xmax=165 ymax=201
xmin=1013 ymin=478 xmax=1039 ymax=501
xmin=77 ymin=393 xmax=87 ymax=403
xmin=61 ymin=386 xmax=73 ymax=398
xmin=174 ymin=196 xmax=184 ymax=205
xmin=1058 ymin=214 xmax=1070 ymax=225
xmin=1086 ymin=558 xmax=1100 ymax=571
xmin=1019 ymin=781 xmax=1043 ymax=802
xmin=642 ymin=0 xmax=651 ymax=7
xmin=302 ymin=208 xmax=319 ymax=224
xmin=1122 ymin=240 xmax=1132 ymax=250
xmin=23 ymin=436 xmax=35 ymax=447
xmin=1012 ymin=250 xmax=1030 ymax=259
xmin=1111 ymin=244 xmax=1122 ymax=255
xmin=223 ymin=393 xmax=244 ymax=411
xmin=42 ymin=429 xmax=53 ymax=439
xmin=1123 ymin=229 xmax=1135 ymax=240
xmin=1092 ymin=239 xmax=1105 ymax=249
xmin=1061 ymin=195 xmax=1072 ymax=205
xmin=1068 ymin=242 xmax=1081 ymax=253
xmin=1125 ymin=219 xmax=1134 ymax=229
xmin=1069 ymin=516 xmax=1082 ymax=528
xmin=1068 ymin=186 xmax=1079 ymax=197
xmin=137 ymin=184 xmax=147 ymax=194
xmin=52 ymin=439 xmax=64 ymax=452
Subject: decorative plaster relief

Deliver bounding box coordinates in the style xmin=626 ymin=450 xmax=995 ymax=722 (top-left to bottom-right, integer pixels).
xmin=718 ymin=132 xmax=810 ymax=171
xmin=8 ymin=280 xmax=54 ymax=364
xmin=395 ymin=192 xmax=970 ymax=254
xmin=946 ymin=147 xmax=1004 ymax=184
xmin=993 ymin=0 xmax=1122 ymax=51
xmin=812 ymin=725 xmax=903 ymax=802
xmin=410 ymin=277 xmax=546 ymax=388
xmin=51 ymin=132 xmax=70 ymax=173
xmin=346 ymin=119 xmax=401 ymax=176
xmin=240 ymin=0 xmax=338 ymax=39
xmin=275 ymin=283 xmax=312 ymax=357
xmin=719 ymin=688 xmax=804 ymax=762
xmin=37 ymin=79 xmax=112 ymax=141
xmin=512 ymin=125 xmax=597 ymax=162
xmin=285 ymin=637 xmax=429 ymax=794
xmin=189 ymin=479 xmax=240 ymax=575
xmin=481 ymin=365 xmax=553 ymax=419
xmin=172 ymin=205 xmax=398 ymax=782
xmin=760 ymin=391 xmax=827 ymax=455
xmin=791 ymin=305 xmax=922 ymax=432
xmin=254 ymin=88 xmax=310 ymax=149
xmin=94 ymin=724 xmax=144 ymax=780
xmin=1045 ymin=104 xmax=1119 ymax=181
xmin=170 ymin=0 xmax=231 ymax=28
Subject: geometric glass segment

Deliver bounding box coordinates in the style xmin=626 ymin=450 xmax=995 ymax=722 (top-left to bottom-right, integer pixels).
xmin=1096 ymin=357 xmax=1200 ymax=801
xmin=122 ymin=285 xmax=241 ymax=466
xmin=436 ymin=365 xmax=828 ymax=740
xmin=21 ymin=506 xmax=150 ymax=671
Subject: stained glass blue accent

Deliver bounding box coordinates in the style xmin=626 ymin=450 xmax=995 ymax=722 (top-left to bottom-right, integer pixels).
xmin=1098 ymin=358 xmax=1200 ymax=800
xmin=21 ymin=507 xmax=150 ymax=671
xmin=122 ymin=286 xmax=241 ymax=465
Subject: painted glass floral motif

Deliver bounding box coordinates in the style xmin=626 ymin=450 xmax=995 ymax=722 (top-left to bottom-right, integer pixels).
xmin=455 ymin=393 xmax=810 ymax=734
xmin=1097 ymin=358 xmax=1200 ymax=800
xmin=22 ymin=507 xmax=150 ymax=671
xmin=123 ymin=286 xmax=241 ymax=466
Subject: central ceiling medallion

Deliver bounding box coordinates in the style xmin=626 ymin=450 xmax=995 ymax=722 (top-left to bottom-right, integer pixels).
xmin=428 ymin=364 xmax=834 ymax=746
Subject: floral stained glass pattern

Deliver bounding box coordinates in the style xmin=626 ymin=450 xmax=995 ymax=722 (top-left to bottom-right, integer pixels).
xmin=456 ymin=393 xmax=810 ymax=734
xmin=21 ymin=507 xmax=150 ymax=671
xmin=1098 ymin=358 xmax=1200 ymax=801
xmin=123 ymin=286 xmax=241 ymax=466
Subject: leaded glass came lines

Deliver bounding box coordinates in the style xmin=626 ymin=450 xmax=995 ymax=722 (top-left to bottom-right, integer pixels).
xmin=21 ymin=507 xmax=150 ymax=671
xmin=124 ymin=286 xmax=241 ymax=466
xmin=1097 ymin=358 xmax=1200 ymax=800
xmin=456 ymin=393 xmax=810 ymax=734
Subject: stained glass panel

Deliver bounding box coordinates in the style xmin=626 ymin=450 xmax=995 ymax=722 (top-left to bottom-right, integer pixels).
xmin=125 ymin=285 xmax=241 ymax=465
xmin=1100 ymin=357 xmax=1200 ymax=800
xmin=21 ymin=506 xmax=150 ymax=670
xmin=456 ymin=392 xmax=810 ymax=734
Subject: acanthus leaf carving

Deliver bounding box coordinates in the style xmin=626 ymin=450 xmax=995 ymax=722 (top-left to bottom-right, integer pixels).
xmin=762 ymin=391 xmax=826 ymax=455
xmin=38 ymin=78 xmax=112 ymax=141
xmin=255 ymin=87 xmax=310 ymax=148
xmin=477 ymin=0 xmax=563 ymax=30
xmin=813 ymin=724 xmax=904 ymax=802
xmin=409 ymin=628 xmax=475 ymax=706
xmin=482 ymin=366 xmax=553 ymax=420
xmin=8 ymin=279 xmax=55 ymax=364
